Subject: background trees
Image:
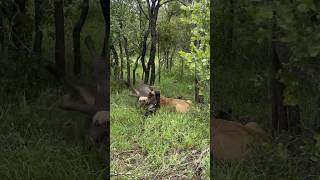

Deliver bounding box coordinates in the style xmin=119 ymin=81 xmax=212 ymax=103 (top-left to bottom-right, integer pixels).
xmin=211 ymin=0 xmax=320 ymax=178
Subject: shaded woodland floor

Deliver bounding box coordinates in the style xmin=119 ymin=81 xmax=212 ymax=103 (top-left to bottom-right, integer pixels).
xmin=110 ymin=76 xmax=210 ymax=179
xmin=0 ymin=87 xmax=105 ymax=179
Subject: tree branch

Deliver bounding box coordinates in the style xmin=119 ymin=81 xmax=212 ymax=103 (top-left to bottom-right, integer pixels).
xmin=145 ymin=0 xmax=151 ymax=16
xmin=135 ymin=0 xmax=149 ymax=20
xmin=159 ymin=0 xmax=175 ymax=7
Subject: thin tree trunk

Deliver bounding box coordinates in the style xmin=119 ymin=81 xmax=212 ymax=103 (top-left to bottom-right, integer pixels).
xmin=158 ymin=38 xmax=160 ymax=84
xmin=166 ymin=50 xmax=169 ymax=71
xmin=141 ymin=27 xmax=150 ymax=81
xmin=119 ymin=40 xmax=124 ymax=79
xmin=73 ymin=0 xmax=89 ymax=75
xmin=169 ymin=47 xmax=175 ymax=72
xmin=133 ymin=55 xmax=141 ymax=85
xmin=123 ymin=37 xmax=131 ymax=86
xmin=271 ymin=16 xmax=288 ymax=131
xmin=33 ymin=0 xmax=43 ymax=55
xmin=54 ymin=0 xmax=66 ymax=78
xmin=180 ymin=57 xmax=184 ymax=77
xmin=271 ymin=8 xmax=301 ymax=133
xmin=100 ymin=0 xmax=109 ymax=59
xmin=111 ymin=44 xmax=119 ymax=77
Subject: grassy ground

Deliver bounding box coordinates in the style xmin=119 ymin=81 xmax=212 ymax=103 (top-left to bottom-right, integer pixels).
xmin=0 ymin=87 xmax=106 ymax=179
xmin=110 ymin=74 xmax=210 ymax=179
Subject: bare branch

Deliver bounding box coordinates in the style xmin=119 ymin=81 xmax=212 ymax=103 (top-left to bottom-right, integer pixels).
xmin=146 ymin=0 xmax=151 ymax=15
xmin=135 ymin=0 xmax=149 ymax=20
xmin=176 ymin=0 xmax=188 ymax=7
xmin=159 ymin=0 xmax=175 ymax=7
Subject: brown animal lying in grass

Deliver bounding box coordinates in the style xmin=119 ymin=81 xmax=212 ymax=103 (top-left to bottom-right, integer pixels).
xmin=129 ymin=82 xmax=192 ymax=112
xmin=212 ymin=118 xmax=265 ymax=161
xmin=159 ymin=95 xmax=192 ymax=112
xmin=138 ymin=91 xmax=192 ymax=112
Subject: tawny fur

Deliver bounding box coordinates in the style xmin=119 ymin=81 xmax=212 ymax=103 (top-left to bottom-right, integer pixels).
xmin=138 ymin=93 xmax=192 ymax=113
xmin=212 ymin=118 xmax=265 ymax=161
xmin=159 ymin=96 xmax=192 ymax=112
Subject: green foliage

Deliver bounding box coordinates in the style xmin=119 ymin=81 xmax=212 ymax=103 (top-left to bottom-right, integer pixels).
xmin=179 ymin=0 xmax=210 ymax=95
xmin=243 ymin=0 xmax=320 ymax=105
xmin=111 ymin=0 xmax=141 ymax=57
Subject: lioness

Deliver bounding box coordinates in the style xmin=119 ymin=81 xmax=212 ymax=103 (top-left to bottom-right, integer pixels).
xmin=212 ymin=118 xmax=265 ymax=161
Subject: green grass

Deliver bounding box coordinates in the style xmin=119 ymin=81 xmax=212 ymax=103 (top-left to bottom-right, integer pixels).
xmin=110 ymin=74 xmax=210 ymax=179
xmin=0 ymin=88 xmax=105 ymax=180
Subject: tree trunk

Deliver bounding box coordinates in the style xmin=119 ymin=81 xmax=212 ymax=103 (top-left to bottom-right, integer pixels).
xmin=118 ymin=40 xmax=124 ymax=79
xmin=166 ymin=50 xmax=169 ymax=71
xmin=54 ymin=0 xmax=66 ymax=78
xmin=147 ymin=17 xmax=157 ymax=85
xmin=180 ymin=57 xmax=184 ymax=77
xmin=111 ymin=44 xmax=119 ymax=77
xmin=271 ymin=6 xmax=286 ymax=132
xmin=144 ymin=2 xmax=161 ymax=85
xmin=195 ymin=74 xmax=200 ymax=103
xmin=158 ymin=38 xmax=161 ymax=84
xmin=271 ymin=9 xmax=301 ymax=133
xmin=133 ymin=56 xmax=141 ymax=85
xmin=169 ymin=48 xmax=175 ymax=72
xmin=73 ymin=0 xmax=89 ymax=75
xmin=123 ymin=36 xmax=131 ymax=86
xmin=100 ymin=0 xmax=109 ymax=59
xmin=33 ymin=0 xmax=43 ymax=55
xmin=140 ymin=27 xmax=150 ymax=77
